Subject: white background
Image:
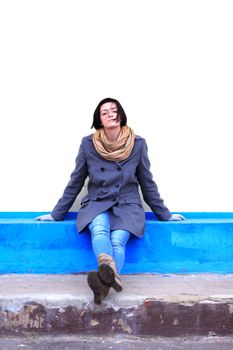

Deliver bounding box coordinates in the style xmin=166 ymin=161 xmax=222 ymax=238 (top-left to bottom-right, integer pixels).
xmin=0 ymin=0 xmax=232 ymax=212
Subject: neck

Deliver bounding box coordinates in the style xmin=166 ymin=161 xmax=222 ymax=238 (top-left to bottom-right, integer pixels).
xmin=104 ymin=127 xmax=121 ymax=142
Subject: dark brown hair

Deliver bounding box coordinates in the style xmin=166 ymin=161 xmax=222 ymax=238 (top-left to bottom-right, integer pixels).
xmin=91 ymin=97 xmax=127 ymax=129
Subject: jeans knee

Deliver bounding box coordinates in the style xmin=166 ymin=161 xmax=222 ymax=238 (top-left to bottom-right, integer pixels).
xmin=111 ymin=238 xmax=125 ymax=251
xmin=91 ymin=225 xmax=109 ymax=239
xmin=111 ymin=230 xmax=130 ymax=249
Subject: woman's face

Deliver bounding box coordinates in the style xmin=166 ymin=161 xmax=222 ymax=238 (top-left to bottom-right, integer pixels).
xmin=100 ymin=102 xmax=121 ymax=130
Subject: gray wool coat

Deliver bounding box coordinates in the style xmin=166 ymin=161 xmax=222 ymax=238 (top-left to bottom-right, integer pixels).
xmin=51 ymin=134 xmax=172 ymax=237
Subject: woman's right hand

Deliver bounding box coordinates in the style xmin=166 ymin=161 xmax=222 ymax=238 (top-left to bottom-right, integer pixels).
xmin=35 ymin=214 xmax=55 ymax=221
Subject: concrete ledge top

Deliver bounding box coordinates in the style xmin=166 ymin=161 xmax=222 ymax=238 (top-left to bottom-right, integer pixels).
xmin=1 ymin=274 xmax=233 ymax=307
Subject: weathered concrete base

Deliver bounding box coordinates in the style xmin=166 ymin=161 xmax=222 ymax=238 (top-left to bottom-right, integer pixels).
xmin=1 ymin=274 xmax=233 ymax=336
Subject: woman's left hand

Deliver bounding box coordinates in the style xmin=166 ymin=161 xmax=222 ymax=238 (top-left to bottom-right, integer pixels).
xmin=169 ymin=213 xmax=185 ymax=221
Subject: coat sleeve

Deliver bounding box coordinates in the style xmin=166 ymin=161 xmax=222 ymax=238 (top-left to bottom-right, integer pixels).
xmin=51 ymin=138 xmax=88 ymax=220
xmin=136 ymin=139 xmax=172 ymax=221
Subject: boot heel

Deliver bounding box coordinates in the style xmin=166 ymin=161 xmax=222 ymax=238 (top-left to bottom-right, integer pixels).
xmin=111 ymin=277 xmax=123 ymax=292
xmin=87 ymin=271 xmax=110 ymax=304
xmin=87 ymin=271 xmax=101 ymax=304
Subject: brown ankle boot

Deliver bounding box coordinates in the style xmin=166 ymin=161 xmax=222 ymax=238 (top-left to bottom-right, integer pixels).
xmin=98 ymin=253 xmax=123 ymax=292
xmin=87 ymin=271 xmax=110 ymax=304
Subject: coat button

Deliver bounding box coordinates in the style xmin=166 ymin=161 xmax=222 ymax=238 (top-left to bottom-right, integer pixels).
xmin=100 ymin=167 xmax=105 ymax=172
xmin=117 ymin=166 xmax=121 ymax=171
xmin=115 ymin=184 xmax=119 ymax=188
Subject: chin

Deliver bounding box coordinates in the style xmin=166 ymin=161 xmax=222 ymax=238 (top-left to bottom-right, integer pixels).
xmin=108 ymin=124 xmax=120 ymax=129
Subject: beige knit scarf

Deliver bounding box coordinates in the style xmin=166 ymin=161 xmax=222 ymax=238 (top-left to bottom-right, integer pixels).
xmin=93 ymin=125 xmax=135 ymax=162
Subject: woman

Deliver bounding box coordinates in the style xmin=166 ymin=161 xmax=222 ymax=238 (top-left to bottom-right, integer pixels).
xmin=36 ymin=97 xmax=185 ymax=304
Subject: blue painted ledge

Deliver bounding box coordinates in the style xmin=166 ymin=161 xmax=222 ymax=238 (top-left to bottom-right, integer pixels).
xmin=0 ymin=212 xmax=233 ymax=274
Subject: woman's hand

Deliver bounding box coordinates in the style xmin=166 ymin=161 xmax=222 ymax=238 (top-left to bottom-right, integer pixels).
xmin=35 ymin=214 xmax=55 ymax=221
xmin=169 ymin=214 xmax=185 ymax=221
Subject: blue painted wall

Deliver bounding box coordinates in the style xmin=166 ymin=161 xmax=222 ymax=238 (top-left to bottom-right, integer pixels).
xmin=0 ymin=212 xmax=233 ymax=274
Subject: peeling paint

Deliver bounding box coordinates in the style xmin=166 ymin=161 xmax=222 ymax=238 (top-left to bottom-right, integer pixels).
xmin=208 ymin=331 xmax=216 ymax=336
xmin=1 ymin=293 xmax=233 ymax=336
xmin=80 ymin=310 xmax=85 ymax=318
xmin=3 ymin=302 xmax=23 ymax=313
xmin=4 ymin=305 xmax=44 ymax=329
xmin=160 ymin=314 xmax=164 ymax=324
xmin=59 ymin=308 xmax=65 ymax=313
xmin=117 ymin=318 xmax=132 ymax=334
xmin=90 ymin=319 xmax=100 ymax=326
xmin=229 ymin=304 xmax=233 ymax=314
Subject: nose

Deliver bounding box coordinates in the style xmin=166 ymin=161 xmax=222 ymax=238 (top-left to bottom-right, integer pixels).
xmin=108 ymin=111 xmax=114 ymax=118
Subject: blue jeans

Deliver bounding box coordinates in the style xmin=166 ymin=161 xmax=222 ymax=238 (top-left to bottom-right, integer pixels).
xmin=88 ymin=211 xmax=131 ymax=273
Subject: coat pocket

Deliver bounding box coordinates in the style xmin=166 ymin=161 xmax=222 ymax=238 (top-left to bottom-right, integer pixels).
xmin=80 ymin=196 xmax=90 ymax=206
